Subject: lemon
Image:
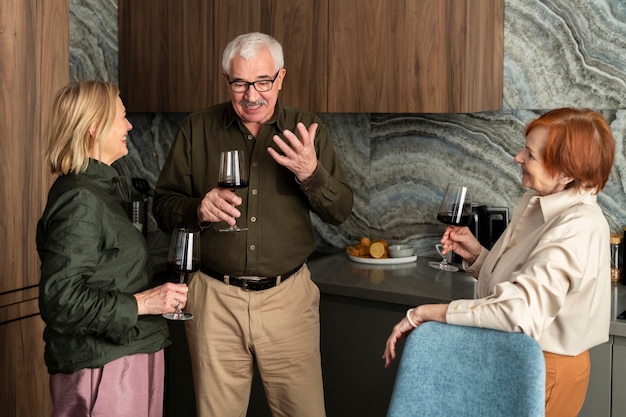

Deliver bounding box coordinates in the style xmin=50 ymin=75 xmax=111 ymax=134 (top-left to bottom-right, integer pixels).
xmin=369 ymin=241 xmax=386 ymax=258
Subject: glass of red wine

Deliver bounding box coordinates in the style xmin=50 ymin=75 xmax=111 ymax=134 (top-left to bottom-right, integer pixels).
xmin=428 ymin=184 xmax=472 ymax=272
xmin=217 ymin=150 xmax=249 ymax=232
xmin=163 ymin=228 xmax=200 ymax=320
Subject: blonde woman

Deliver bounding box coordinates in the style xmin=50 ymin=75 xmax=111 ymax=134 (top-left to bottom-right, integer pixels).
xmin=37 ymin=80 xmax=188 ymax=417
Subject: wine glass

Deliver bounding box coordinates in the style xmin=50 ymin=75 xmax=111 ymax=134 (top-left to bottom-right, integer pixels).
xmin=163 ymin=228 xmax=200 ymax=320
xmin=217 ymin=150 xmax=249 ymax=232
xmin=428 ymin=184 xmax=472 ymax=272
xmin=431 ymin=243 xmax=459 ymax=273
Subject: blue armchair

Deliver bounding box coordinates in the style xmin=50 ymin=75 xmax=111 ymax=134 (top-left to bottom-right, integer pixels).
xmin=387 ymin=321 xmax=545 ymax=417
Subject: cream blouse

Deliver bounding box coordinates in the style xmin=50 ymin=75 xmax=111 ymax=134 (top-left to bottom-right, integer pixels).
xmin=446 ymin=189 xmax=610 ymax=355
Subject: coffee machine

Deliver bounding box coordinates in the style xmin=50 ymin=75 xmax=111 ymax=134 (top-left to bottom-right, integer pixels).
xmin=451 ymin=205 xmax=509 ymax=263
xmin=470 ymin=205 xmax=509 ymax=249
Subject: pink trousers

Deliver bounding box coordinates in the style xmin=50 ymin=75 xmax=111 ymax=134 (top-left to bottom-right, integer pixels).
xmin=49 ymin=350 xmax=165 ymax=417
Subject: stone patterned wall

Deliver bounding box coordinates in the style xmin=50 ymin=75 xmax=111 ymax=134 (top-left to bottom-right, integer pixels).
xmin=70 ymin=0 xmax=626 ymax=256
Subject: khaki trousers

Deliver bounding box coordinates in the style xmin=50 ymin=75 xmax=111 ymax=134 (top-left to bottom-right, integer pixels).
xmin=185 ymin=264 xmax=326 ymax=417
xmin=544 ymin=350 xmax=590 ymax=417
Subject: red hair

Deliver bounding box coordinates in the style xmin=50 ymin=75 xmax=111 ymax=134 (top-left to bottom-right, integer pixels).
xmin=525 ymin=108 xmax=615 ymax=193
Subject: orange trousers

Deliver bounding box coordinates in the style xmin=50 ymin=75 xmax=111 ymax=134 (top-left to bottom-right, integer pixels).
xmin=544 ymin=350 xmax=590 ymax=417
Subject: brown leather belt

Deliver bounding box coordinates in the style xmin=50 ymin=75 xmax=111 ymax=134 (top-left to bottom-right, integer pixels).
xmin=200 ymin=264 xmax=303 ymax=291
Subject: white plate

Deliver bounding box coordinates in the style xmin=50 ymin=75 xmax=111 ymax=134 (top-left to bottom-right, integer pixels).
xmin=348 ymin=254 xmax=417 ymax=265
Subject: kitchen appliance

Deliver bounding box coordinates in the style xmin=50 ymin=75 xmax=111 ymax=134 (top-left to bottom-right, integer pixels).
xmin=470 ymin=205 xmax=509 ymax=249
xmin=451 ymin=205 xmax=509 ymax=263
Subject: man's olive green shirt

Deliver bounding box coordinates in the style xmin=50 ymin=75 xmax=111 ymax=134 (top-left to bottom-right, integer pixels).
xmin=153 ymin=102 xmax=353 ymax=276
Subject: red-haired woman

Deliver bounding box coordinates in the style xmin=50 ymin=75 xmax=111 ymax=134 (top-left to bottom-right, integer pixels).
xmin=383 ymin=108 xmax=615 ymax=417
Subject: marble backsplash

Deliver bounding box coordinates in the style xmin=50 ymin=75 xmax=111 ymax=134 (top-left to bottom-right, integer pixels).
xmin=70 ymin=0 xmax=626 ymax=257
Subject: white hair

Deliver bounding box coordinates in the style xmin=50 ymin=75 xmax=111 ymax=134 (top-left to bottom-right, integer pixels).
xmin=221 ymin=32 xmax=284 ymax=75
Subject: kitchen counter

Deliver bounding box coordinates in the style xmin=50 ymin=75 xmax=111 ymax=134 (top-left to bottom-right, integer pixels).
xmin=308 ymin=253 xmax=626 ymax=337
xmin=159 ymin=251 xmax=625 ymax=416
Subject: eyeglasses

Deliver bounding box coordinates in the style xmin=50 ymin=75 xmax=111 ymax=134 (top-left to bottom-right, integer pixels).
xmin=226 ymin=70 xmax=281 ymax=93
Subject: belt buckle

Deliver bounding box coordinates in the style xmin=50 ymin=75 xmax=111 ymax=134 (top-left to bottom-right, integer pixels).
xmin=239 ymin=276 xmax=259 ymax=291
xmin=240 ymin=280 xmax=252 ymax=291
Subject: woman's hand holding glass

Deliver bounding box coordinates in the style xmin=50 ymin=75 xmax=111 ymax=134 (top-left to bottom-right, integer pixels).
xmin=440 ymin=226 xmax=482 ymax=266
xmin=428 ymin=184 xmax=473 ymax=271
xmin=134 ymin=282 xmax=188 ymax=316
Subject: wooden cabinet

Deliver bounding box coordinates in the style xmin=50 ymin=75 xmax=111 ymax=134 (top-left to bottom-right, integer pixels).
xmin=210 ymin=0 xmax=328 ymax=112
xmin=119 ymin=0 xmax=214 ymax=113
xmin=119 ymin=0 xmax=327 ymax=112
xmin=119 ymin=0 xmax=503 ymax=113
xmin=0 ymin=0 xmax=69 ymax=415
xmin=329 ymin=0 xmax=503 ymax=113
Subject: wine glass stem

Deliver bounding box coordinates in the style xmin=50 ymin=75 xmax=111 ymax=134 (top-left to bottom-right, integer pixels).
xmin=230 ymin=188 xmax=238 ymax=228
xmin=177 ymin=273 xmax=186 ymax=314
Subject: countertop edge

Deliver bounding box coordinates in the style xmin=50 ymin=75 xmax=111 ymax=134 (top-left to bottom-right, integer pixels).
xmin=307 ymin=254 xmax=626 ymax=339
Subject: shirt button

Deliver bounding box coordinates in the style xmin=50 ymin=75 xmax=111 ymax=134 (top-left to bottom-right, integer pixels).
xmin=252 ymin=189 xmax=258 ymax=195
xmin=250 ymin=217 xmax=257 ymax=223
xmin=252 ymin=162 xmax=258 ymax=168
xmin=250 ymin=245 xmax=256 ymax=251
xmin=247 ymin=135 xmax=253 ymax=140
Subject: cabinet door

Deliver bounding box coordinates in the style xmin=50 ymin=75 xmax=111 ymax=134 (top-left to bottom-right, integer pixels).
xmin=613 ymin=339 xmax=626 ymax=417
xmin=0 ymin=0 xmax=68 ymax=414
xmin=119 ymin=0 xmax=502 ymax=113
xmin=120 ymin=0 xmax=327 ymax=112
xmin=119 ymin=0 xmax=213 ymax=112
xmin=328 ymin=0 xmax=503 ymax=113
xmin=211 ymin=0 xmax=328 ymax=111
xmin=0 ymin=316 xmax=51 ymax=416
xmin=579 ymin=342 xmax=611 ymax=417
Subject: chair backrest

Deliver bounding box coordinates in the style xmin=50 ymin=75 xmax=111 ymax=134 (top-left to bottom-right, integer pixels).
xmin=387 ymin=321 xmax=545 ymax=417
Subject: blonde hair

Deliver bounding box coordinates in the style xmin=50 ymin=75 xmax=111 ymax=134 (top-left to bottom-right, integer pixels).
xmin=45 ymin=80 xmax=120 ymax=175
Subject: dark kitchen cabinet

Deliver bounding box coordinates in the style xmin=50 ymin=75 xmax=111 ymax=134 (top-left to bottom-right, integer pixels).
xmin=118 ymin=0 xmax=214 ymax=113
xmin=579 ymin=341 xmax=611 ymax=417
xmin=329 ymin=0 xmax=504 ymax=113
xmin=163 ymin=292 xmax=406 ymax=417
xmin=578 ymin=335 xmax=626 ymax=417
xmin=119 ymin=0 xmax=326 ymax=112
xmin=210 ymin=0 xmax=328 ymax=112
xmin=119 ymin=0 xmax=503 ymax=113
xmin=612 ymin=340 xmax=626 ymax=417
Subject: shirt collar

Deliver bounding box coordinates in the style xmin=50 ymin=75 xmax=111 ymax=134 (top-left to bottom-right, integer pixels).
xmin=84 ymin=158 xmax=121 ymax=195
xmin=529 ymin=188 xmax=597 ymax=223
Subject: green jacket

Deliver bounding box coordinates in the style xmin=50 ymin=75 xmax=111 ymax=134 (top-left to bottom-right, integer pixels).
xmin=37 ymin=160 xmax=170 ymax=374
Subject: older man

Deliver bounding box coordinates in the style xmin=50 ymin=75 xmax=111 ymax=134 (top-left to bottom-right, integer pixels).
xmin=153 ymin=32 xmax=353 ymax=417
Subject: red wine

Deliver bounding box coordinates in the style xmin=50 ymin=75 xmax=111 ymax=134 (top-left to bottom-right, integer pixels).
xmin=167 ymin=259 xmax=200 ymax=274
xmin=437 ymin=212 xmax=472 ymax=227
xmin=218 ymin=180 xmax=249 ymax=189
